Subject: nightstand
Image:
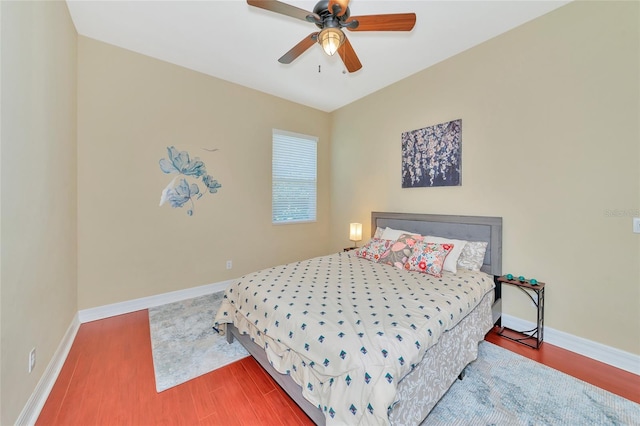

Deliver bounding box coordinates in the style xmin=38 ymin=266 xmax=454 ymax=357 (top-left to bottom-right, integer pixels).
xmin=343 ymin=247 xmax=357 ymax=252
xmin=496 ymin=276 xmax=545 ymax=349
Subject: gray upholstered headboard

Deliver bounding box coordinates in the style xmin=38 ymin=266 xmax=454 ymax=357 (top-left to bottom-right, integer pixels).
xmin=371 ymin=212 xmax=502 ymax=276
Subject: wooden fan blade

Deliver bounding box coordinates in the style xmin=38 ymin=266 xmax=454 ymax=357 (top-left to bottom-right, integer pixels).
xmin=328 ymin=0 xmax=350 ymax=17
xmin=247 ymin=0 xmax=317 ymax=22
xmin=278 ymin=33 xmax=319 ymax=64
xmin=337 ymin=37 xmax=362 ymax=73
xmin=346 ymin=13 xmax=416 ymax=31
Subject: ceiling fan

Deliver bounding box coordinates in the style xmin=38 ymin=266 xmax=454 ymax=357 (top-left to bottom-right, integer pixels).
xmin=247 ymin=0 xmax=416 ymax=73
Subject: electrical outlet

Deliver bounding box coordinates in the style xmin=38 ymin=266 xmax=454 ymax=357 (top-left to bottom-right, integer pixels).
xmin=29 ymin=348 xmax=36 ymax=373
xmin=226 ymin=260 xmax=232 ymax=270
xmin=633 ymin=217 xmax=640 ymax=234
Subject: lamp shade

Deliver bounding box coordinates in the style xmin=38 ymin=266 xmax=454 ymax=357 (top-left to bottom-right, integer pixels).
xmin=318 ymin=27 xmax=345 ymax=56
xmin=349 ymin=223 xmax=362 ymax=242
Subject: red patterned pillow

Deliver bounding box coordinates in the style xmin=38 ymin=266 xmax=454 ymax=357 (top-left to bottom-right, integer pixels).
xmin=355 ymin=238 xmax=393 ymax=262
xmin=405 ymin=242 xmax=454 ymax=277
xmin=381 ymin=233 xmax=424 ymax=269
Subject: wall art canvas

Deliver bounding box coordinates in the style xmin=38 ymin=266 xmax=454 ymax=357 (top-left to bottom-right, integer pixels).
xmin=159 ymin=146 xmax=221 ymax=216
xmin=401 ymin=119 xmax=462 ymax=188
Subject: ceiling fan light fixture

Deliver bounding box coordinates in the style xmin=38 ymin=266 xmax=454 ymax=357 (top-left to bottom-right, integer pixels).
xmin=318 ymin=27 xmax=345 ymax=56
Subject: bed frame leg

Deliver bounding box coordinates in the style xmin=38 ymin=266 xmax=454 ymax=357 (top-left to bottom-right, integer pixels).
xmin=458 ymin=369 xmax=465 ymax=380
xmin=226 ymin=327 xmax=234 ymax=344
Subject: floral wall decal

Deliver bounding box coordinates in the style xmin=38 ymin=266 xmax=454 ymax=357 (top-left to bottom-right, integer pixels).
xmin=159 ymin=146 xmax=222 ymax=215
xmin=401 ymin=119 xmax=462 ymax=188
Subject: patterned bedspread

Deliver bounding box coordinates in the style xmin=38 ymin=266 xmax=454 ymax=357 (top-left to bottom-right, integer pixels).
xmin=214 ymin=251 xmax=494 ymax=425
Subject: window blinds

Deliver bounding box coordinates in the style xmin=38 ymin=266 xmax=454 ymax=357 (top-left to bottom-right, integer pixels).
xmin=272 ymin=130 xmax=318 ymax=224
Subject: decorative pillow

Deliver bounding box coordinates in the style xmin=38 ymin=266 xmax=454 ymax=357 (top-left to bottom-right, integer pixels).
xmin=355 ymin=238 xmax=393 ymax=262
xmin=457 ymin=241 xmax=488 ymax=271
xmin=373 ymin=226 xmax=384 ymax=239
xmin=380 ymin=227 xmax=415 ymax=241
xmin=424 ymin=235 xmax=468 ymax=274
xmin=405 ymin=242 xmax=454 ymax=278
xmin=381 ymin=233 xmax=424 ymax=268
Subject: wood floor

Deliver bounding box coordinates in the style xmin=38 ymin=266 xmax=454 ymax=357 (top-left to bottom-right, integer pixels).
xmin=37 ymin=310 xmax=639 ymax=425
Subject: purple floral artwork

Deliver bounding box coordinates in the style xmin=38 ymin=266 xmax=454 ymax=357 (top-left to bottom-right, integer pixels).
xmin=401 ymin=119 xmax=461 ymax=188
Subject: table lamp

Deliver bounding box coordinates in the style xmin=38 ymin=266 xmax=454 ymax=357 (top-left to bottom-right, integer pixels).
xmin=349 ymin=223 xmax=362 ymax=248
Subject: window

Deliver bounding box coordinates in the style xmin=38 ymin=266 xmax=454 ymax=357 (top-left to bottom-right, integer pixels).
xmin=272 ymin=129 xmax=318 ymax=224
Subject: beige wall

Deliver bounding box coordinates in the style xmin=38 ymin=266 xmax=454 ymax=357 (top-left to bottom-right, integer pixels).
xmin=77 ymin=37 xmax=332 ymax=309
xmin=330 ymin=0 xmax=640 ymax=355
xmin=0 ymin=1 xmax=78 ymax=424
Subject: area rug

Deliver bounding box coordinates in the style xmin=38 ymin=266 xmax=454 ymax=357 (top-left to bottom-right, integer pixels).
xmin=148 ymin=291 xmax=248 ymax=392
xmin=422 ymin=341 xmax=640 ymax=425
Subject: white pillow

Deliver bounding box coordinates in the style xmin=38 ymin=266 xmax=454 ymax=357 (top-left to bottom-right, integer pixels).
xmin=381 ymin=227 xmax=415 ymax=241
xmin=424 ymin=235 xmax=468 ymax=274
xmin=373 ymin=226 xmax=384 ymax=239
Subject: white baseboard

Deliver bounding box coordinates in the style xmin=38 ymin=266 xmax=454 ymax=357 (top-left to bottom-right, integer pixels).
xmin=15 ymin=313 xmax=81 ymax=426
xmin=502 ymin=314 xmax=640 ymax=376
xmin=78 ymin=280 xmax=232 ymax=323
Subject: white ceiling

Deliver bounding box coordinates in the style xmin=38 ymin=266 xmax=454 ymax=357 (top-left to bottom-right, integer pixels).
xmin=66 ymin=0 xmax=570 ymax=112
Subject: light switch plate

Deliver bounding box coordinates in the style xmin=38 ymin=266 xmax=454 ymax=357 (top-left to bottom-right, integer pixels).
xmin=633 ymin=217 xmax=640 ymax=234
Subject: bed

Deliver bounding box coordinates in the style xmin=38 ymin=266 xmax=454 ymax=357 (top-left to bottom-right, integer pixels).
xmin=214 ymin=212 xmax=502 ymax=425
